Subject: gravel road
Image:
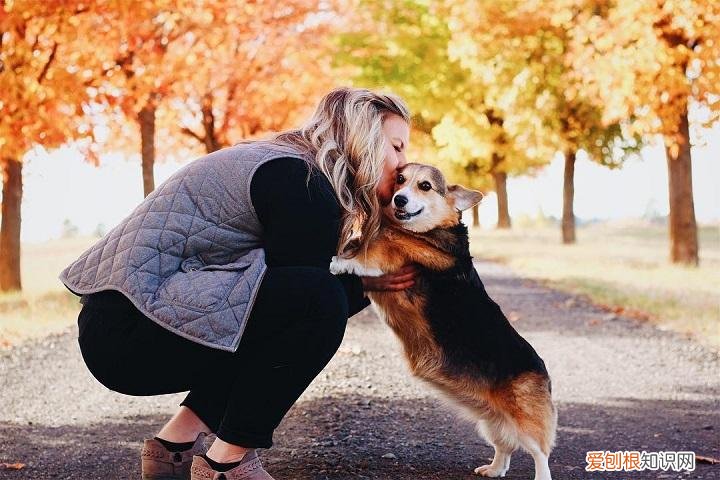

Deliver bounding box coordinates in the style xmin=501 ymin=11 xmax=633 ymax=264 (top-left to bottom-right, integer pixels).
xmin=1 ymin=261 xmax=718 ymax=479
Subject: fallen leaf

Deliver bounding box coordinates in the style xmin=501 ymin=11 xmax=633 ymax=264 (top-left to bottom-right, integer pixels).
xmin=0 ymin=463 xmax=26 ymax=470
xmin=697 ymin=455 xmax=720 ymax=465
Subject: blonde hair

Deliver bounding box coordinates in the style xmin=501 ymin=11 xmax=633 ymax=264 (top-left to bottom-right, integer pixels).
xmin=263 ymin=86 xmax=411 ymax=258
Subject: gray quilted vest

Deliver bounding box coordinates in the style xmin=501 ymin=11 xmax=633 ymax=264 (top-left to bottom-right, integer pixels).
xmin=58 ymin=141 xmax=310 ymax=352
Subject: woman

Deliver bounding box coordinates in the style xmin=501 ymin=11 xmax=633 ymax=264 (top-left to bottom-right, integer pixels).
xmin=58 ymin=87 xmax=418 ymax=479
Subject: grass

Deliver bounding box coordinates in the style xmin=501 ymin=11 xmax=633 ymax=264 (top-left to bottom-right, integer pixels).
xmin=469 ymin=220 xmax=720 ymax=350
xmin=0 ymin=236 xmax=99 ymax=348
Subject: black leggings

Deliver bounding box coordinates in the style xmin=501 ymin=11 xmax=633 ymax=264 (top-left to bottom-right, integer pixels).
xmin=77 ymin=266 xmax=349 ymax=448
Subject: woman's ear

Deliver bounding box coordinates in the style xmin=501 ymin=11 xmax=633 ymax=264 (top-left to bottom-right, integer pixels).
xmin=447 ymin=184 xmax=484 ymax=211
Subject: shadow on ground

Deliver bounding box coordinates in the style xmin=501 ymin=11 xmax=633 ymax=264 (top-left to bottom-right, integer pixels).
xmin=1 ymin=394 xmax=718 ymax=479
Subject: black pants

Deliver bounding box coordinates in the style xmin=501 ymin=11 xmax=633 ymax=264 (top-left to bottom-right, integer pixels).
xmin=77 ymin=266 xmax=349 ymax=448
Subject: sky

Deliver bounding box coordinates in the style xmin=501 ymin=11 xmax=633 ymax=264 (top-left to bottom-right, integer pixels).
xmin=15 ymin=127 xmax=720 ymax=244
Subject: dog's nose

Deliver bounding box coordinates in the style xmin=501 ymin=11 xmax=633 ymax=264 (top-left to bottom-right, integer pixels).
xmin=394 ymin=195 xmax=408 ymax=208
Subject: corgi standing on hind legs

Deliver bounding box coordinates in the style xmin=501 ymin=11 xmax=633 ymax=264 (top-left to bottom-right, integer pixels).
xmin=330 ymin=163 xmax=557 ymax=480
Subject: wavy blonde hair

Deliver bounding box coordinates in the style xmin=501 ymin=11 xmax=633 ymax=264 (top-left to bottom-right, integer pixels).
xmin=262 ymin=86 xmax=411 ymax=258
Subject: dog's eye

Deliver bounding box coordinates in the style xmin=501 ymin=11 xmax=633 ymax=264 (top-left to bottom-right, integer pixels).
xmin=419 ymin=181 xmax=432 ymax=191
xmin=396 ymin=174 xmax=405 ymax=184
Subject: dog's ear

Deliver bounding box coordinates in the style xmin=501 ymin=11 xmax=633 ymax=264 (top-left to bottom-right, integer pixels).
xmin=447 ymin=184 xmax=484 ymax=211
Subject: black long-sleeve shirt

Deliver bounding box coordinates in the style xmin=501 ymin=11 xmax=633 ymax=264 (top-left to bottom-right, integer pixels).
xmin=250 ymin=156 xmax=370 ymax=317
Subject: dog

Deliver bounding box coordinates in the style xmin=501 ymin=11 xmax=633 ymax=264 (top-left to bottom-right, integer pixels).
xmin=330 ymin=162 xmax=557 ymax=479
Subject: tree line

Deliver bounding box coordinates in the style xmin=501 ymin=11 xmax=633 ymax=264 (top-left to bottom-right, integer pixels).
xmin=0 ymin=0 xmax=717 ymax=292
xmin=337 ymin=0 xmax=717 ymax=264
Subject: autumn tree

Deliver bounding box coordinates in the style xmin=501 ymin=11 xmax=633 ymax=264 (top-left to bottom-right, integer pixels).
xmin=444 ymin=0 xmax=640 ymax=243
xmin=93 ymin=0 xmax=211 ymax=196
xmin=0 ymin=1 xmax=100 ymax=292
xmin=84 ymin=1 xmax=340 ymax=194
xmin=409 ymin=119 xmax=493 ymax=228
xmin=337 ymin=0 xmax=554 ymax=229
xmin=176 ymin=0 xmax=340 ymax=153
xmin=432 ymin=107 xmax=553 ymax=229
xmin=82 ymin=0 xmax=210 ymax=197
xmin=570 ymin=0 xmax=719 ymax=264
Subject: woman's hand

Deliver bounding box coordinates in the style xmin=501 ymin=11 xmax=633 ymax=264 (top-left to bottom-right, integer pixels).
xmin=359 ymin=264 xmax=418 ymax=293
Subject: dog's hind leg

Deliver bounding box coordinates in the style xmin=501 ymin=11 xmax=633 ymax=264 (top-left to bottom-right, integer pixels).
xmin=517 ymin=434 xmax=552 ymax=480
xmin=473 ymin=416 xmax=517 ymax=478
xmin=505 ymin=372 xmax=556 ymax=480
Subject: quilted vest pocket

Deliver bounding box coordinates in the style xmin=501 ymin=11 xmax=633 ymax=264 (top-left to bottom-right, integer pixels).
xmin=156 ymin=260 xmax=251 ymax=312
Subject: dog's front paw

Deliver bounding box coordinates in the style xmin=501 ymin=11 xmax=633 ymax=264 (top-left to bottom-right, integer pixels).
xmin=329 ymin=256 xmax=385 ymax=277
xmin=474 ymin=464 xmax=508 ymax=478
xmin=329 ymin=256 xmax=349 ymax=275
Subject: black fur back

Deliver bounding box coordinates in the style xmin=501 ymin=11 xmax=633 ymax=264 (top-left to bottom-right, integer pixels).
xmin=415 ymin=223 xmax=548 ymax=384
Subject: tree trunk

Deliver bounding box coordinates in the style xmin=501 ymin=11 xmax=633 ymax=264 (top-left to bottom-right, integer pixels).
xmin=138 ymin=103 xmax=156 ymax=197
xmin=665 ymin=106 xmax=698 ymax=266
xmin=492 ymin=170 xmax=511 ymax=229
xmin=471 ymin=204 xmax=480 ymax=228
xmin=562 ymin=150 xmax=576 ymax=244
xmin=201 ymin=93 xmax=221 ymax=153
xmin=0 ymin=157 xmax=23 ymax=292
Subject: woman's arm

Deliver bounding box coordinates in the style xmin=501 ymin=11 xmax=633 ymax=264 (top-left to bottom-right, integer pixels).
xmin=250 ymin=156 xmax=370 ymax=316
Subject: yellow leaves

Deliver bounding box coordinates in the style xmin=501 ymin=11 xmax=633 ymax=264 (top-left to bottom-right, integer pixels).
xmin=432 ymin=114 xmax=494 ymax=167
xmin=570 ymin=0 xmax=720 ymax=139
xmin=548 ymin=7 xmax=573 ymax=28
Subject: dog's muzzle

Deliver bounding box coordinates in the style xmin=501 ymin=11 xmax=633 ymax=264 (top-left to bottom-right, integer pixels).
xmin=394 ymin=207 xmax=423 ymax=220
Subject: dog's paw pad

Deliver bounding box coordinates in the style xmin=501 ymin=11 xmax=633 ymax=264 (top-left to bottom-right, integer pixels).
xmin=473 ymin=464 xmax=507 ymax=477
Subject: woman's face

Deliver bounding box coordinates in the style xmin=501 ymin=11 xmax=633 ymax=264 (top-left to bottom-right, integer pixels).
xmin=377 ymin=114 xmax=410 ymax=207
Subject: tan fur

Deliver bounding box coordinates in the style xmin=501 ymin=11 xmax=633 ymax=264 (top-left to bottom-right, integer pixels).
xmin=361 ymin=224 xmax=457 ymax=270
xmin=381 ymin=163 xmax=465 ymax=233
xmin=370 ymin=291 xmax=442 ymax=376
xmin=373 ymin=283 xmax=557 ymax=456
xmin=363 ymin=229 xmax=556 ymax=472
xmin=332 ymin=163 xmax=556 ymax=479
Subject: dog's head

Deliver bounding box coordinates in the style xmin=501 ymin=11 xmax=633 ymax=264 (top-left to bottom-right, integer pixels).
xmin=382 ymin=163 xmax=484 ymax=233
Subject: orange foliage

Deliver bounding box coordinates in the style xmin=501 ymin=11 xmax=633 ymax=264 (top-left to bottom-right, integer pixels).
xmin=0 ymin=0 xmax=102 ymax=161
xmin=569 ymin=0 xmax=720 ymax=148
xmin=172 ymin=0 xmax=342 ymax=151
xmin=56 ymin=0 xmax=344 ymax=158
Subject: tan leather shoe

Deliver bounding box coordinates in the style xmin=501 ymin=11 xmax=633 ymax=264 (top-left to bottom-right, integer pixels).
xmin=141 ymin=432 xmax=208 ymax=480
xmin=190 ymin=450 xmax=275 ymax=480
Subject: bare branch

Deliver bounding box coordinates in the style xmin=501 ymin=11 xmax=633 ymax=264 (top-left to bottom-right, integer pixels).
xmin=180 ymin=126 xmax=205 ymax=143
xmin=37 ymin=42 xmax=58 ymax=85
xmin=116 ymin=51 xmax=136 ymax=79
xmin=30 ymin=32 xmax=39 ymax=53
xmin=0 ymin=32 xmax=5 ymax=74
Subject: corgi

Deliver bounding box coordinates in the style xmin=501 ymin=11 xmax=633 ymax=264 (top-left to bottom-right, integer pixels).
xmin=330 ymin=163 xmax=557 ymax=480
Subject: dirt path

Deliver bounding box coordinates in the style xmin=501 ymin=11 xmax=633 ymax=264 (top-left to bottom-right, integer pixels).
xmin=1 ymin=261 xmax=718 ymax=479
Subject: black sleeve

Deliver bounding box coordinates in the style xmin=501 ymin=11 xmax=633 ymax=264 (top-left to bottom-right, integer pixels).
xmin=250 ymin=156 xmax=370 ymax=317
